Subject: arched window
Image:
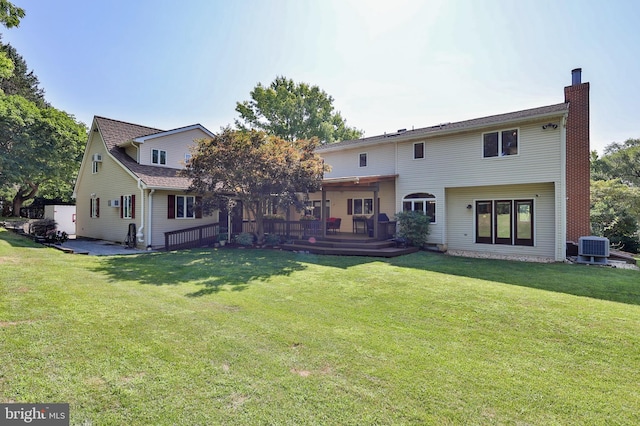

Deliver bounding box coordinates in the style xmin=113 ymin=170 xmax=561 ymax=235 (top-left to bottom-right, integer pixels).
xmin=402 ymin=193 xmax=436 ymax=223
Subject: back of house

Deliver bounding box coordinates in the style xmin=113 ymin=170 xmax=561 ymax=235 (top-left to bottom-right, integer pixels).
xmin=315 ymin=69 xmax=590 ymax=262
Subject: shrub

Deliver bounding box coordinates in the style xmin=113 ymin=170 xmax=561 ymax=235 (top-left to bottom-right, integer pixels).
xmin=265 ymin=233 xmax=281 ymax=246
xmin=235 ymin=232 xmax=254 ymax=246
xmin=394 ymin=211 xmax=430 ymax=248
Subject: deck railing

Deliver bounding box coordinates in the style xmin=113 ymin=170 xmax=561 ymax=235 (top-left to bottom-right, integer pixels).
xmin=164 ymin=222 xmax=221 ymax=251
xmin=164 ymin=219 xmax=397 ymax=251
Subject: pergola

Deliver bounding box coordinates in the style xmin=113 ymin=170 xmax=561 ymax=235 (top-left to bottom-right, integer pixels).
xmin=318 ymin=174 xmax=398 ymax=238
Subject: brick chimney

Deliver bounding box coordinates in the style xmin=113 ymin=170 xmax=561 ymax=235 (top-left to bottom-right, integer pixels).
xmin=564 ymin=68 xmax=590 ymax=242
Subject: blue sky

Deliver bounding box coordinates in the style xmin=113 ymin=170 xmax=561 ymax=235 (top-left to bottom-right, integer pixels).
xmin=3 ymin=0 xmax=639 ymax=153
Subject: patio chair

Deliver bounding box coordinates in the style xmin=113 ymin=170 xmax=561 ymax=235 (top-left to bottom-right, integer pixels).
xmin=327 ymin=217 xmax=341 ymax=234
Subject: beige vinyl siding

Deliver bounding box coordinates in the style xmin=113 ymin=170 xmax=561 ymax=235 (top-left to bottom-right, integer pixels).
xmin=322 ymin=143 xmax=396 ymax=178
xmin=306 ymin=181 xmax=396 ymax=224
xmin=445 ymin=183 xmax=557 ymax=260
xmin=75 ymin=132 xmax=142 ymax=244
xmin=148 ymin=190 xmax=218 ymax=249
xmin=124 ymin=144 xmax=137 ymax=161
xmin=140 ymin=129 xmax=208 ymax=168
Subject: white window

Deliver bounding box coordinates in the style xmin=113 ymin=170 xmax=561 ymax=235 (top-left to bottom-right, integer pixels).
xmin=305 ymin=200 xmax=330 ymax=218
xmin=402 ymin=193 xmax=436 ymax=223
xmin=483 ymin=129 xmax=518 ymax=158
xmin=413 ymin=142 xmax=424 ymax=159
xmin=176 ymin=195 xmax=195 ymax=219
xmin=122 ymin=195 xmax=133 ymax=219
xmin=359 ymin=152 xmax=367 ymax=168
xmin=184 ymin=153 xmax=192 ymax=167
xmin=92 ymin=161 xmax=99 ymax=174
xmin=348 ymin=198 xmax=373 ymax=215
xmin=152 ymin=149 xmax=167 ymax=165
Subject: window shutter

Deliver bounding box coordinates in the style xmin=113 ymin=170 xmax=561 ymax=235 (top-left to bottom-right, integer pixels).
xmin=120 ymin=196 xmax=124 ymax=218
xmin=89 ymin=199 xmax=92 ymax=217
xmin=195 ymin=196 xmax=202 ymax=219
xmin=168 ymin=195 xmax=175 ymax=219
xmin=131 ymin=194 xmax=136 ymax=219
xmin=347 ymin=199 xmax=353 ymax=215
xmin=96 ymin=198 xmax=100 ymax=218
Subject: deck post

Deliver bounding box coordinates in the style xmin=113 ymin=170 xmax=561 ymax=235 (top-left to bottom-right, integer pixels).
xmin=321 ymin=188 xmax=327 ymax=238
xmin=373 ymin=185 xmax=379 ymax=239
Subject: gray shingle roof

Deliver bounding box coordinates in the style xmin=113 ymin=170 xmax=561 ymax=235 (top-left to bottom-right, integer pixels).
xmin=317 ymin=102 xmax=569 ymax=152
xmin=94 ymin=116 xmax=193 ymax=190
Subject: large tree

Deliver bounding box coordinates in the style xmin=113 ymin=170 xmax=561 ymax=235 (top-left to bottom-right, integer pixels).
xmin=592 ymin=138 xmax=640 ymax=186
xmin=184 ymin=128 xmax=326 ymax=243
xmin=0 ymin=39 xmax=46 ymax=107
xmin=590 ymin=139 xmax=640 ymax=252
xmin=0 ymin=93 xmax=87 ymax=215
xmin=235 ymin=76 xmax=362 ymax=144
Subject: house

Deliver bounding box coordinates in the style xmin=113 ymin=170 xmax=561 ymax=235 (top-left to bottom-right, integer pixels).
xmin=310 ymin=69 xmax=590 ymax=262
xmin=74 ymin=69 xmax=590 ymax=261
xmin=73 ymin=117 xmax=218 ymax=248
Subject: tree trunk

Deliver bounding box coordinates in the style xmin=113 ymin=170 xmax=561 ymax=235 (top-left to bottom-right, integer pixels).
xmin=11 ymin=182 xmax=38 ymax=217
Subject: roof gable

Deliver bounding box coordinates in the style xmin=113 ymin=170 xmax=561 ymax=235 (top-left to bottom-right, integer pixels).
xmin=91 ymin=116 xmax=207 ymax=190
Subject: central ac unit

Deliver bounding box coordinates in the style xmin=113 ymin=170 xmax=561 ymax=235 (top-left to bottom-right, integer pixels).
xmin=108 ymin=199 xmax=120 ymax=207
xmin=92 ymin=153 xmax=103 ymax=162
xmin=576 ymin=236 xmax=609 ymax=265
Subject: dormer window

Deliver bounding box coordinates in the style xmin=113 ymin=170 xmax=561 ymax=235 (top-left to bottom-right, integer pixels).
xmin=152 ymin=149 xmax=167 ymax=165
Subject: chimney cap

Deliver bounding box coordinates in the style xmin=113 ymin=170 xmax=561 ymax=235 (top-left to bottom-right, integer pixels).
xmin=571 ymin=68 xmax=582 ymax=85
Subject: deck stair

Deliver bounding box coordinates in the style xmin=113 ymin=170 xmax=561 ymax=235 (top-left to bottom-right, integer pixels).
xmin=281 ymin=236 xmax=419 ymax=258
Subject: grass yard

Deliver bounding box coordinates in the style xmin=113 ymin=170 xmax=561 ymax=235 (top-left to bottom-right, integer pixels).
xmin=1 ymin=228 xmax=639 ymax=425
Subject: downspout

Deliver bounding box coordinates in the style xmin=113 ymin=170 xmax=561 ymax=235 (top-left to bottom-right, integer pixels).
xmin=559 ymin=113 xmax=568 ymax=261
xmin=136 ymin=179 xmax=145 ymax=243
xmin=147 ymin=189 xmax=155 ymax=249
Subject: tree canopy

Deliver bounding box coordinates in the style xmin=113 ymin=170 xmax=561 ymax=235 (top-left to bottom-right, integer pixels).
xmin=590 ymin=138 xmax=640 ymax=252
xmin=0 ymin=0 xmax=24 ymax=29
xmin=0 ymin=40 xmax=46 ymax=107
xmin=0 ymin=93 xmax=87 ymax=215
xmin=184 ymin=128 xmax=327 ymax=243
xmin=0 ymin=3 xmax=88 ymax=216
xmin=235 ymin=76 xmax=362 ymax=144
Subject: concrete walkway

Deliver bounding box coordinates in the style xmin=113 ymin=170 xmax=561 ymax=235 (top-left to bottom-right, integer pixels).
xmin=58 ymin=238 xmax=150 ymax=256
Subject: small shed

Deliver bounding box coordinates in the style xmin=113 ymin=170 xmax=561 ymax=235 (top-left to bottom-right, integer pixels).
xmin=44 ymin=205 xmax=76 ymax=236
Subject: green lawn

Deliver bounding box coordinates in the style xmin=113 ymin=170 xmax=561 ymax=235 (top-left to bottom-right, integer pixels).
xmin=1 ymin=228 xmax=639 ymax=425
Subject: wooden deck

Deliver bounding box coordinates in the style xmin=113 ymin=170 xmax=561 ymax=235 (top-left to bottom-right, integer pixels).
xmin=281 ymin=232 xmax=419 ymax=257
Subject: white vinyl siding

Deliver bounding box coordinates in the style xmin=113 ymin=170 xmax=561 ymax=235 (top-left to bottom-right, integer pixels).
xmin=445 ymin=183 xmax=556 ymax=260
xmin=321 ymin=143 xmax=396 ymax=178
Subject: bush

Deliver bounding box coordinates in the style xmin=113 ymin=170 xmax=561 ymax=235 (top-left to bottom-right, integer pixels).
xmin=265 ymin=233 xmax=281 ymax=246
xmin=235 ymin=232 xmax=254 ymax=246
xmin=394 ymin=211 xmax=430 ymax=248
